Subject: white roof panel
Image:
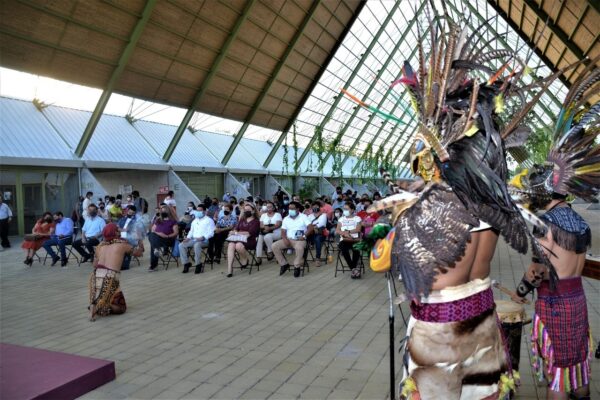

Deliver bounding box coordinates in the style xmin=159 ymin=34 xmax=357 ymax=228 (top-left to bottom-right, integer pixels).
xmin=0 ymin=97 xmax=76 ymax=162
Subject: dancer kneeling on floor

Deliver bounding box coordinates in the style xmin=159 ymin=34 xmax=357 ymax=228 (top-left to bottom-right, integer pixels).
xmin=272 ymin=201 xmax=314 ymax=278
xmin=88 ymin=223 xmax=142 ymax=321
xmin=179 ymin=205 xmax=215 ymax=274
xmin=225 ymin=203 xmax=260 ymax=277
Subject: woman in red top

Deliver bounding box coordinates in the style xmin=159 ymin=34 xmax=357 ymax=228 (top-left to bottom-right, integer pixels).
xmin=22 ymin=211 xmax=55 ymax=266
xmin=226 ymin=204 xmax=260 ymax=277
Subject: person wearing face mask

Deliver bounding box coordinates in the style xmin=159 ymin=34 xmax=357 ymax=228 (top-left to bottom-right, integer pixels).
xmin=21 ymin=211 xmax=55 ymax=266
xmin=281 ymin=195 xmax=290 ymax=217
xmin=336 ymin=202 xmax=363 ymax=278
xmin=82 ymin=191 xmax=94 ymax=221
xmin=108 ymin=198 xmax=123 ymax=223
xmin=272 ymin=201 xmax=314 ymax=277
xmin=42 ymin=211 xmax=74 ymax=267
xmin=208 ymin=204 xmax=237 ymax=264
xmin=330 ymin=208 xmax=343 ymax=238
xmin=97 ymin=202 xmax=110 ymax=222
xmin=256 ymin=201 xmax=283 ymax=263
xmin=147 ymin=205 xmax=179 ymax=272
xmin=73 ymin=204 xmax=106 ymax=263
xmin=303 ymin=200 xmax=312 ymax=216
xmin=207 ymin=198 xmax=220 ymax=219
xmin=332 ymin=194 xmax=345 ymax=211
xmin=179 ymin=205 xmax=215 ymax=274
xmin=225 ymin=204 xmax=260 ymax=277
xmin=307 ymin=202 xmax=328 ymax=267
xmin=117 ymin=206 xmax=145 ymax=270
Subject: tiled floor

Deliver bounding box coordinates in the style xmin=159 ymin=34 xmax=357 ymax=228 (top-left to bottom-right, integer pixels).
xmin=1 ymin=204 xmax=598 ymax=399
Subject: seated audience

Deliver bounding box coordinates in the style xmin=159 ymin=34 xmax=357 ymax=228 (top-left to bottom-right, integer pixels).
xmin=42 ymin=211 xmax=74 ymax=267
xmin=108 ymin=198 xmax=123 ymax=222
xmin=73 ymin=204 xmax=106 ymax=263
xmin=179 ymin=205 xmax=215 ymax=274
xmin=226 ymin=204 xmax=260 ymax=277
xmin=147 ymin=205 xmax=179 ymax=272
xmin=208 ymin=203 xmax=238 ymax=264
xmin=255 ymin=201 xmax=282 ymax=264
xmin=97 ymin=202 xmax=110 ymax=221
xmin=307 ymin=201 xmax=328 ymax=266
xmin=117 ymin=206 xmax=145 ymax=270
xmin=88 ymin=223 xmax=142 ymax=321
xmin=22 ymin=211 xmax=55 ymax=266
xmin=272 ymin=202 xmax=313 ymax=278
xmin=207 ymin=198 xmax=220 ymax=219
xmin=337 ymin=202 xmax=363 ymax=278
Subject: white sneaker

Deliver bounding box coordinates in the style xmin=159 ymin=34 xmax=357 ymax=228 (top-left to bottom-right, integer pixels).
xmin=153 ymin=249 xmax=160 ymax=257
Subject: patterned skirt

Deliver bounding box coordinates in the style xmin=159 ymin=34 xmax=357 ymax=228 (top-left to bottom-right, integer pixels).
xmin=88 ymin=266 xmax=126 ymax=317
xmin=531 ymin=277 xmax=591 ymax=393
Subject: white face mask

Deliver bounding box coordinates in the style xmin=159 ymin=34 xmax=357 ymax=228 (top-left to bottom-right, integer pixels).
xmin=261 ymin=206 xmax=267 ymax=212
xmin=343 ymin=210 xmax=350 ymax=217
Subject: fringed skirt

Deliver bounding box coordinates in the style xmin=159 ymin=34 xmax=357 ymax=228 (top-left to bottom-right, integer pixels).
xmin=400 ymin=278 xmax=517 ymax=400
xmin=532 ymin=277 xmax=591 ymax=393
xmin=88 ymin=266 xmax=126 ymax=317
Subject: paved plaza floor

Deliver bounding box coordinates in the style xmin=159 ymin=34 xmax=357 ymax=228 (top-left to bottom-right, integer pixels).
xmin=1 ymin=205 xmax=599 ymax=399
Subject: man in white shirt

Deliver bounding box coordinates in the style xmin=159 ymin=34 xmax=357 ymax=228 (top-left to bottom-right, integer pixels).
xmin=179 ymin=204 xmax=215 ymax=274
xmin=272 ymin=202 xmax=314 ymax=278
xmin=81 ymin=191 xmax=93 ymax=221
xmin=0 ymin=196 xmax=13 ymax=249
xmin=256 ymin=201 xmax=282 ymax=263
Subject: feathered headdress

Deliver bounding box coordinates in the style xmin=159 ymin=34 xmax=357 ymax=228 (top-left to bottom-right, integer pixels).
xmin=514 ymin=63 xmax=600 ymax=206
xmin=361 ymin=9 xmax=570 ymax=299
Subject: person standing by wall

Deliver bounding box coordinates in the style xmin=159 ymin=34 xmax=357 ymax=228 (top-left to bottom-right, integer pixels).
xmin=81 ymin=192 xmax=93 ymax=222
xmin=0 ymin=196 xmax=13 ymax=250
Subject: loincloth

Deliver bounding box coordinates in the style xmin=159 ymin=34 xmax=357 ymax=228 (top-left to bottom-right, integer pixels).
xmin=531 ymin=277 xmax=591 ymax=393
xmin=89 ymin=265 xmax=126 ymax=317
xmin=400 ymin=278 xmax=515 ymax=400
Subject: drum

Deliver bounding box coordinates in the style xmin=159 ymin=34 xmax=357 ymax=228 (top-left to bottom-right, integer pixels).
xmin=496 ymin=300 xmax=526 ymax=371
xmin=583 ymin=254 xmax=600 ymax=280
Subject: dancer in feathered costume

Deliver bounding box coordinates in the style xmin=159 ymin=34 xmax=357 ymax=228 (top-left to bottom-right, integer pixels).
xmin=353 ymin=7 xmax=593 ymax=398
xmin=510 ymin=64 xmax=599 ymax=399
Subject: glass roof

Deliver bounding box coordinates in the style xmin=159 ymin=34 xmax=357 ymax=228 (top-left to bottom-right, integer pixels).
xmin=0 ymin=0 xmax=573 ymax=173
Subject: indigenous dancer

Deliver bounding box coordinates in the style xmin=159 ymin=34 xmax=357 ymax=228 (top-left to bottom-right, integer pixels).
xmin=511 ymin=70 xmax=599 ymax=399
xmin=357 ymin=9 xmax=583 ymax=398
xmin=89 ymin=223 xmax=142 ymax=321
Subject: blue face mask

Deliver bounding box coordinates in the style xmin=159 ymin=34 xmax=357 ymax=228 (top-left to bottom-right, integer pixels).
xmin=283 ymin=200 xmax=289 ymax=205
xmin=193 ymin=211 xmax=204 ymax=219
xmin=288 ymin=210 xmax=297 ymax=217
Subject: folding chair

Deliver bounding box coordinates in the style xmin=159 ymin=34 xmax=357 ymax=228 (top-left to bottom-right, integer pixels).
xmin=160 ymin=243 xmax=180 ymax=270
xmin=334 ymin=245 xmax=366 ymax=277
xmin=233 ymin=248 xmax=259 ymax=274
xmin=43 ymin=235 xmax=79 ymax=265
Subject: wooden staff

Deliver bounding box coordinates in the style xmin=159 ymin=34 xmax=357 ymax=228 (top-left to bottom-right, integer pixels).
xmin=491 ymin=280 xmax=531 ymax=305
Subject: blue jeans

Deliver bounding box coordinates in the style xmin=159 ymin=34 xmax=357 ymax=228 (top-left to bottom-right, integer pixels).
xmin=43 ymin=235 xmax=73 ymax=261
xmin=310 ymin=233 xmax=325 ymax=259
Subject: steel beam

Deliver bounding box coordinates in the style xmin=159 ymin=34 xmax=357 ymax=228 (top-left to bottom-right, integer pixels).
xmin=221 ymin=0 xmax=322 ymax=165
xmin=263 ymin=0 xmax=367 ymax=169
xmin=294 ymin=0 xmax=403 ymax=170
xmin=339 ymin=28 xmax=424 ymax=168
xmin=74 ymin=0 xmax=157 ymax=158
xmin=162 ymin=0 xmax=257 ymax=162
xmin=486 ymin=0 xmax=580 ymax=88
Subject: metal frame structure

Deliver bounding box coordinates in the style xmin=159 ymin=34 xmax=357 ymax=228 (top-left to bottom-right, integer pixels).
xmin=74 ymin=0 xmax=157 ymax=158
xmin=162 ymin=0 xmax=257 ymax=162
xmin=220 ymin=0 xmax=321 ymax=165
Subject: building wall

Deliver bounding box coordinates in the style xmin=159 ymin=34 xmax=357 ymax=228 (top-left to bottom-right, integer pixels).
xmin=176 ymin=172 xmax=224 ymax=201
xmin=91 ymin=169 xmax=169 ymax=209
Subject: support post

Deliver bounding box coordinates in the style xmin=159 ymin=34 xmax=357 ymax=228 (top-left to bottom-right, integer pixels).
xmin=163 ymin=0 xmax=257 ymax=162
xmin=74 ymin=0 xmax=157 ymax=158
